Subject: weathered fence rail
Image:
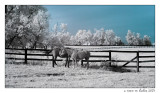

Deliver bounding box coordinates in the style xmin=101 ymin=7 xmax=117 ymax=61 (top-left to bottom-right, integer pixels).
xmin=5 ymin=48 xmax=155 ymax=72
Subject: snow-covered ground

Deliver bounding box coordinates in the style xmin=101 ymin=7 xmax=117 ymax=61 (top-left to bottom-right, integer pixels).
xmin=5 ymin=64 xmax=155 ymax=88
xmin=5 ymin=47 xmax=155 ymax=88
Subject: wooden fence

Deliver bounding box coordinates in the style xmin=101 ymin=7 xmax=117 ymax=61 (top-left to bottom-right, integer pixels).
xmin=5 ymin=48 xmax=155 ymax=72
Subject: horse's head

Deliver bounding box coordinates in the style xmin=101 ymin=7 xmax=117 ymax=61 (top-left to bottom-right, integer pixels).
xmin=59 ymin=48 xmax=68 ymax=57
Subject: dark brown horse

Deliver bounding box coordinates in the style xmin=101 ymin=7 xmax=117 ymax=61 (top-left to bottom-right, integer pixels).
xmin=59 ymin=47 xmax=74 ymax=67
xmin=45 ymin=47 xmax=73 ymax=67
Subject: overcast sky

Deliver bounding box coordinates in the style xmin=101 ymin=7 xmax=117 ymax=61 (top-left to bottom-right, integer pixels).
xmin=43 ymin=5 xmax=155 ymax=43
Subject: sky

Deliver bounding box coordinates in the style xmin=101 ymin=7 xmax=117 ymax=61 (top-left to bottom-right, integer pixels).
xmin=43 ymin=5 xmax=155 ymax=43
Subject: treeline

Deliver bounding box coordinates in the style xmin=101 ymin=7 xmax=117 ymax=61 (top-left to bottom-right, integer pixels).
xmin=5 ymin=5 xmax=152 ymax=49
xmin=48 ymin=28 xmax=152 ymax=46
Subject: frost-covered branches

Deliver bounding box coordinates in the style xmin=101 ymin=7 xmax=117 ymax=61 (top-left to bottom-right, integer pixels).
xmin=93 ymin=28 xmax=105 ymax=45
xmin=49 ymin=23 xmax=71 ymax=47
xmin=60 ymin=23 xmax=67 ymax=32
xmin=126 ymin=30 xmax=151 ymax=46
xmin=69 ymin=28 xmax=124 ymax=46
xmin=48 ymin=28 xmax=152 ymax=46
xmin=104 ymin=30 xmax=116 ymax=45
xmin=74 ymin=30 xmax=93 ymax=45
xmin=115 ymin=36 xmax=124 ymax=46
xmin=143 ymin=35 xmax=152 ymax=46
xmin=5 ymin=5 xmax=49 ymax=48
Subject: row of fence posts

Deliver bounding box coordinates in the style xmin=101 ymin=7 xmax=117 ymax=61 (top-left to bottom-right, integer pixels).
xmin=23 ymin=49 xmax=140 ymax=72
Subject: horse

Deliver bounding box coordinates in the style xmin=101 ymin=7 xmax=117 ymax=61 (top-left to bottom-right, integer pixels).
xmin=71 ymin=49 xmax=90 ymax=69
xmin=44 ymin=46 xmax=73 ymax=67
xmin=59 ymin=47 xmax=74 ymax=67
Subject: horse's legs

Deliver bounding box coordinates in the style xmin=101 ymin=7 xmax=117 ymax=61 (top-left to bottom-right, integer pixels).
xmin=81 ymin=60 xmax=83 ymax=67
xmin=54 ymin=57 xmax=58 ymax=65
xmin=65 ymin=60 xmax=67 ymax=67
xmin=65 ymin=57 xmax=68 ymax=67
xmin=86 ymin=58 xmax=89 ymax=69
xmin=73 ymin=59 xmax=76 ymax=68
xmin=68 ymin=57 xmax=70 ymax=68
xmin=76 ymin=59 xmax=78 ymax=67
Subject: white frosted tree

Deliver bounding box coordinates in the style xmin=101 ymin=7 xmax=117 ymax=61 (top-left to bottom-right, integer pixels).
xmin=70 ymin=35 xmax=77 ymax=45
xmin=74 ymin=29 xmax=93 ymax=45
xmin=126 ymin=30 xmax=144 ymax=45
xmin=92 ymin=28 xmax=105 ymax=45
xmin=99 ymin=28 xmax=106 ymax=45
xmin=135 ymin=33 xmax=143 ymax=45
xmin=31 ymin=10 xmax=49 ymax=48
xmin=126 ymin=30 xmax=135 ymax=45
xmin=5 ymin=5 xmax=48 ymax=48
xmin=85 ymin=30 xmax=93 ymax=45
xmin=49 ymin=32 xmax=62 ymax=48
xmin=143 ymin=35 xmax=152 ymax=46
xmin=93 ymin=29 xmax=101 ymax=45
xmin=60 ymin=23 xmax=67 ymax=32
xmin=104 ymin=29 xmax=116 ymax=45
xmin=57 ymin=31 xmax=71 ymax=45
xmin=115 ymin=36 xmax=124 ymax=45
xmin=53 ymin=23 xmax=58 ymax=34
xmin=75 ymin=30 xmax=86 ymax=45
xmin=50 ymin=23 xmax=71 ymax=46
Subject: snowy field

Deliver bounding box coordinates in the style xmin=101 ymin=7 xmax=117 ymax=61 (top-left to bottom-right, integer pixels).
xmin=5 ymin=47 xmax=155 ymax=88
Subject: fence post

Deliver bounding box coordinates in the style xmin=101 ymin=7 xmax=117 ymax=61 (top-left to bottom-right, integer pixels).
xmin=52 ymin=56 xmax=55 ymax=67
xmin=137 ymin=51 xmax=139 ymax=72
xmin=24 ymin=48 xmax=27 ymax=64
xmin=109 ymin=50 xmax=111 ymax=67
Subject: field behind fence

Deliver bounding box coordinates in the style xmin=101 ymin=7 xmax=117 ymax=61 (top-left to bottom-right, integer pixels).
xmin=5 ymin=46 xmax=155 ymax=72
